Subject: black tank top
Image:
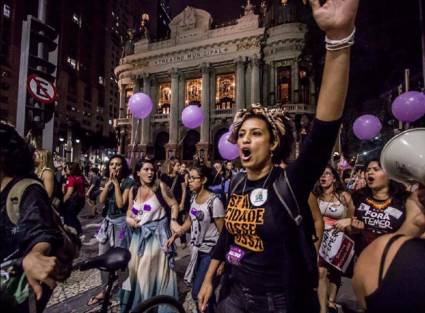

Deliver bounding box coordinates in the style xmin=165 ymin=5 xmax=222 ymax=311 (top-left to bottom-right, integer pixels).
xmin=365 ymin=235 xmax=425 ymax=313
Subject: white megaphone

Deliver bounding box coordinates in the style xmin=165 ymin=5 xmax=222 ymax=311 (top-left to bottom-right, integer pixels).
xmin=380 ymin=128 xmax=425 ymax=185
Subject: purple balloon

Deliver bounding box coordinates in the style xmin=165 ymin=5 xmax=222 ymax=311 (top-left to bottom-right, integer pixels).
xmin=353 ymin=114 xmax=382 ymax=140
xmin=182 ymin=105 xmax=204 ymax=129
xmin=218 ymin=132 xmax=239 ymax=160
xmin=128 ymin=92 xmax=153 ymax=119
xmin=392 ymin=91 xmax=425 ymax=122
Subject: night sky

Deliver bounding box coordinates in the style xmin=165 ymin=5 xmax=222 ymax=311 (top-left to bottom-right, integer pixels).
xmin=170 ymin=0 xmax=424 ymax=155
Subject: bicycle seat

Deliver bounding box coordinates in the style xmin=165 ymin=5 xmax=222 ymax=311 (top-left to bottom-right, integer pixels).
xmin=77 ymin=247 xmax=131 ymax=272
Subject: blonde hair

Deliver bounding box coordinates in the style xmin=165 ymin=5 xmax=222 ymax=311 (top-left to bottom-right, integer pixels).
xmin=166 ymin=158 xmax=180 ymax=175
xmin=35 ymin=149 xmax=54 ymax=176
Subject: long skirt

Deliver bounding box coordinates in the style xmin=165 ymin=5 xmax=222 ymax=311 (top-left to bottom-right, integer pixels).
xmin=120 ymin=220 xmax=178 ymax=313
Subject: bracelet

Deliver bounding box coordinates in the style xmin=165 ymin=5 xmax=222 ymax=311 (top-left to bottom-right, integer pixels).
xmin=325 ymin=27 xmax=356 ymax=51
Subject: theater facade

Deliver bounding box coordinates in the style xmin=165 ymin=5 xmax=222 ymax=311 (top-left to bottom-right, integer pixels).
xmin=114 ymin=2 xmax=316 ymax=161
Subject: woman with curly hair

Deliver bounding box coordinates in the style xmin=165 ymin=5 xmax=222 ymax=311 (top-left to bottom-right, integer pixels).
xmin=197 ymin=1 xmax=359 ymax=312
xmin=350 ymin=158 xmax=417 ymax=255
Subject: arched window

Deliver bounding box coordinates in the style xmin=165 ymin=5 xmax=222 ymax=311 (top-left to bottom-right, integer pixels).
xmin=215 ymin=74 xmax=235 ymax=110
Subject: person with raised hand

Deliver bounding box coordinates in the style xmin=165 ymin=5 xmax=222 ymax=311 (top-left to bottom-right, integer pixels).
xmin=197 ymin=1 xmax=359 ymax=312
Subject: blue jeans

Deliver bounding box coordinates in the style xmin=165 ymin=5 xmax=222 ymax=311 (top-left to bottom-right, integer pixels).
xmin=216 ymin=282 xmax=288 ymax=313
xmin=192 ymin=252 xmax=215 ymax=313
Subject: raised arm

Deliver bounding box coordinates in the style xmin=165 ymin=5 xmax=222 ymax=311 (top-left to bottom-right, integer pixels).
xmin=310 ymin=0 xmax=359 ymax=121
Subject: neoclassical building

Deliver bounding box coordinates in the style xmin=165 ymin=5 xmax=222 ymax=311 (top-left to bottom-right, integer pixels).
xmin=114 ymin=1 xmax=316 ymax=161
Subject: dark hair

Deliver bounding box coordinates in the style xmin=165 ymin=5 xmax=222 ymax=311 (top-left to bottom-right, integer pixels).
xmin=0 ymin=123 xmax=34 ymax=177
xmin=312 ymin=165 xmax=346 ymax=198
xmin=190 ymin=165 xmax=213 ymax=188
xmin=244 ymin=115 xmax=294 ymax=164
xmin=104 ymin=154 xmax=130 ymax=179
xmin=133 ymin=158 xmax=157 ymax=187
xmin=90 ymin=167 xmax=99 ymax=175
xmin=358 ymin=158 xmax=410 ymax=203
xmin=67 ymin=162 xmax=82 ymax=176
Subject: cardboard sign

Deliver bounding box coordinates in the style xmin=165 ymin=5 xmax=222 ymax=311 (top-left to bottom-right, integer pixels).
xmin=319 ymin=230 xmax=355 ymax=272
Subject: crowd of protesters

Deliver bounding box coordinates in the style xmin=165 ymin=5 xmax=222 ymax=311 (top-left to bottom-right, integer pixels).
xmin=2 ymin=1 xmax=425 ymax=313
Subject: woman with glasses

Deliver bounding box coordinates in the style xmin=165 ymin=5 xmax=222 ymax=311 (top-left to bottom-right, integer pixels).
xmin=167 ymin=165 xmax=225 ymax=313
xmin=312 ymin=165 xmax=354 ymax=313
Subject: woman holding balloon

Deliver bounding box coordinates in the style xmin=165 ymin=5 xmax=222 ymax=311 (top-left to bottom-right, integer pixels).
xmin=197 ymin=1 xmax=360 ymax=312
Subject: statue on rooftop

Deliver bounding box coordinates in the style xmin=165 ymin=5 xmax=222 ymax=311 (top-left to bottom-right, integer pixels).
xmin=243 ymin=0 xmax=255 ymax=16
xmin=136 ymin=13 xmax=150 ymax=41
xmin=121 ymin=28 xmax=135 ymax=57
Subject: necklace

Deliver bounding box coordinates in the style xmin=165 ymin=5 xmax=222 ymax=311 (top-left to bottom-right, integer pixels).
xmin=366 ymin=197 xmax=392 ymax=210
xmin=242 ymin=168 xmax=274 ymax=194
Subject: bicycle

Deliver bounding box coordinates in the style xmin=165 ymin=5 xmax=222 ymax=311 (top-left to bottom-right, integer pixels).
xmin=75 ymin=247 xmax=186 ymax=313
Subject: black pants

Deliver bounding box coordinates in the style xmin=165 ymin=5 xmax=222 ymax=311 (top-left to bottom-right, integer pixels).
xmin=63 ymin=196 xmax=85 ymax=235
xmin=216 ymin=283 xmax=288 ymax=313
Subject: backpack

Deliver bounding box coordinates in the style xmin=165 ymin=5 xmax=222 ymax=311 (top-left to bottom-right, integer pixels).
xmin=6 ymin=178 xmax=81 ymax=282
xmin=228 ymin=170 xmax=319 ymax=313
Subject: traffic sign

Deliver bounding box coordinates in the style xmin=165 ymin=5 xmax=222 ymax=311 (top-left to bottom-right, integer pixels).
xmin=27 ymin=74 xmax=57 ymax=104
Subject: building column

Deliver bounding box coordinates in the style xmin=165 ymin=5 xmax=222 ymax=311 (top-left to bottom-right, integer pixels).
xmin=309 ymin=76 xmax=316 ymax=107
xmin=251 ymin=56 xmax=260 ymax=104
xmin=270 ymin=62 xmax=276 ymax=106
xmin=131 ymin=78 xmax=141 ymax=148
xmin=166 ymin=68 xmax=180 ymax=159
xmin=200 ymin=63 xmax=210 ymax=143
xmin=149 ymin=78 xmax=158 ymax=144
xmin=197 ymin=63 xmax=210 ymax=160
xmin=119 ymin=84 xmax=126 ymax=118
xmin=235 ymin=57 xmax=246 ymax=110
xmin=140 ymin=73 xmax=151 ymax=154
xmin=292 ymin=60 xmax=299 ymax=103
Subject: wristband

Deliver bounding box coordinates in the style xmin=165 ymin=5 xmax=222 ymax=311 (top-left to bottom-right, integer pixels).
xmin=325 ymin=27 xmax=356 ymax=51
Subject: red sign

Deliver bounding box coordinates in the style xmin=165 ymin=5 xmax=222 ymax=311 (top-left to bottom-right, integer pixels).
xmin=27 ymin=74 xmax=57 ymax=104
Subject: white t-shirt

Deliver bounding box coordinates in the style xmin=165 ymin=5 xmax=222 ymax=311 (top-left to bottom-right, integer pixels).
xmin=189 ymin=194 xmax=225 ymax=252
xmin=132 ymin=194 xmax=165 ymax=226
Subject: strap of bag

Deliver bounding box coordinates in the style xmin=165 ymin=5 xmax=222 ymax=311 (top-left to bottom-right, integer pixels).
xmin=228 ymin=172 xmax=245 ymax=198
xmin=6 ymin=179 xmax=44 ymax=225
xmin=272 ymin=171 xmax=303 ymax=226
xmin=273 ymin=170 xmax=317 ymax=281
xmin=170 ymin=175 xmax=178 ymax=192
xmin=207 ymin=194 xmax=217 ymax=223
